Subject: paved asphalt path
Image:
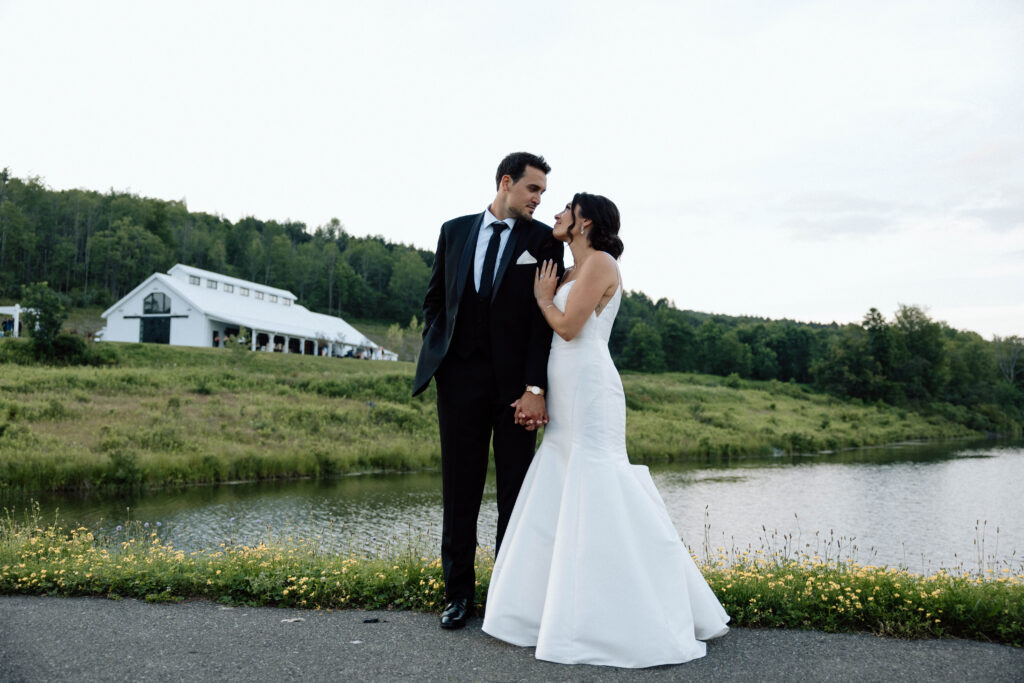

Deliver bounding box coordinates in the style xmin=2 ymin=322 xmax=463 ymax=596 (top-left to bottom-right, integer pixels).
xmin=1 ymin=596 xmax=1021 ymax=682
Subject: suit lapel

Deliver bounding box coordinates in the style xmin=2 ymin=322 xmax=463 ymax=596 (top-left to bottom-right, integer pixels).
xmin=456 ymin=213 xmax=484 ymax=297
xmin=490 ymin=223 xmax=523 ymax=303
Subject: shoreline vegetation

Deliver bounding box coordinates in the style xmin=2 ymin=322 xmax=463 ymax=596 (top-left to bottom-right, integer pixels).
xmin=0 ymin=340 xmax=990 ymax=495
xmin=1 ymin=512 xmax=1021 ymax=647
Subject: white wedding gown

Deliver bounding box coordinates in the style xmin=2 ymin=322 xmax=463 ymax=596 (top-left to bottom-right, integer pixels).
xmin=482 ymin=278 xmax=730 ymax=668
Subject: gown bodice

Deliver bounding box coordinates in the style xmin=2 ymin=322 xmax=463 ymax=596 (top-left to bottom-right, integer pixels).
xmin=550 ymin=278 xmax=622 ymax=348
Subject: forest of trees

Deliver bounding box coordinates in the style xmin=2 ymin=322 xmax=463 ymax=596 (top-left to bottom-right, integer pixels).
xmin=2 ymin=170 xmax=1021 ymax=433
xmin=0 ymin=169 xmax=433 ymax=324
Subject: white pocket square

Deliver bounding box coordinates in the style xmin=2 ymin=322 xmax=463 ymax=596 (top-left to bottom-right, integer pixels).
xmin=516 ymin=251 xmax=538 ymax=265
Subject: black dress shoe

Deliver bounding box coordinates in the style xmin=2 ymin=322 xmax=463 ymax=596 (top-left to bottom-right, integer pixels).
xmin=440 ymin=598 xmax=472 ymax=629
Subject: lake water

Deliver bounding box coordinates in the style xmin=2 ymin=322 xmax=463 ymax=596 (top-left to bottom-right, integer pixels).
xmin=8 ymin=439 xmax=1023 ymax=573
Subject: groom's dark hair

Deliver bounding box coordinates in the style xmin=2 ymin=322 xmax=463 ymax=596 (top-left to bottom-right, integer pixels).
xmin=496 ymin=152 xmax=550 ymax=190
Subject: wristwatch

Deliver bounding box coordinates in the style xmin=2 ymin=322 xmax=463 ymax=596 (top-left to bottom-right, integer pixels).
xmin=526 ymin=385 xmax=545 ymax=397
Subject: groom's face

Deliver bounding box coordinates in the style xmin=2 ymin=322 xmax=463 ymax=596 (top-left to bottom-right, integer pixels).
xmin=503 ymin=165 xmax=547 ymax=221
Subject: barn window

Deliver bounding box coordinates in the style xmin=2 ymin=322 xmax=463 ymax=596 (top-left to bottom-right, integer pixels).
xmin=143 ymin=292 xmax=171 ymax=314
xmin=207 ymin=280 xmax=218 ymax=289
xmin=269 ymin=294 xmax=278 ymax=303
xmin=188 ymin=275 xmax=200 ymax=285
xmin=240 ymin=287 xmax=250 ymax=296
xmin=254 ymin=291 xmax=264 ymax=300
xmin=223 ymin=284 xmax=234 ymax=293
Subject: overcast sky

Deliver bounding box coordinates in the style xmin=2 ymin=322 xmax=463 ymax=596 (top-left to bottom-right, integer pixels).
xmin=2 ymin=1 xmax=1021 ymax=337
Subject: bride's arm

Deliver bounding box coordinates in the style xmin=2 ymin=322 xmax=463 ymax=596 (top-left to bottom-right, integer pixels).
xmin=535 ymin=253 xmax=618 ymax=342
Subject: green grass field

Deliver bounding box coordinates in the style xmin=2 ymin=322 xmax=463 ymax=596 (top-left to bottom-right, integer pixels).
xmin=0 ymin=338 xmax=976 ymax=493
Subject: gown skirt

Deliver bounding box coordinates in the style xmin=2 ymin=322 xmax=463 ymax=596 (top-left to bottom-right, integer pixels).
xmin=482 ymin=281 xmax=730 ymax=668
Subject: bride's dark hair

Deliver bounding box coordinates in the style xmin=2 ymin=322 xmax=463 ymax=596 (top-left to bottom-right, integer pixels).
xmin=569 ymin=193 xmax=623 ymax=259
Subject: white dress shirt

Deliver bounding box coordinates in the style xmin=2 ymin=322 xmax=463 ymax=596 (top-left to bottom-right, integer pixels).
xmin=473 ymin=208 xmax=516 ymax=292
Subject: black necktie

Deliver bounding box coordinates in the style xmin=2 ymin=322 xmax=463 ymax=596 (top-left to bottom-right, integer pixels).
xmin=478 ymin=222 xmax=507 ymax=299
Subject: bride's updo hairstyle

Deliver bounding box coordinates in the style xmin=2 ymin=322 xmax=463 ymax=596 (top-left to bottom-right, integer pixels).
xmin=570 ymin=192 xmax=623 ymax=259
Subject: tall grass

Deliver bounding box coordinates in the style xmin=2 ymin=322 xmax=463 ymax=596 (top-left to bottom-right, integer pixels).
xmin=1 ymin=510 xmax=1020 ymax=645
xmin=0 ymin=339 xmax=978 ymax=493
xmin=697 ymin=512 xmax=1023 ymax=643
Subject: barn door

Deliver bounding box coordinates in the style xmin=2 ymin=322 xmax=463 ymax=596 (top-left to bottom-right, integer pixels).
xmin=140 ymin=317 xmax=170 ymax=344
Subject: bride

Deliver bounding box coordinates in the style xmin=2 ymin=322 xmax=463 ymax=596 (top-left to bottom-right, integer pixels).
xmin=482 ymin=193 xmax=730 ymax=668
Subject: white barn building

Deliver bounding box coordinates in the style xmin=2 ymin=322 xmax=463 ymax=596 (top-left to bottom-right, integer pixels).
xmin=99 ymin=264 xmax=395 ymax=359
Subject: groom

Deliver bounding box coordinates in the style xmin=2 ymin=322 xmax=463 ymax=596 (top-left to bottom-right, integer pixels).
xmin=413 ymin=152 xmax=564 ymax=629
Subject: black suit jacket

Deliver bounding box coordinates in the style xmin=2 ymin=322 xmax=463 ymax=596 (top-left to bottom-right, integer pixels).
xmin=413 ymin=212 xmax=564 ymax=398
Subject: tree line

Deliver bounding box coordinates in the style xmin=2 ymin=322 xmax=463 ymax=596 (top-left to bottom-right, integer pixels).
xmin=1 ymin=169 xmax=1021 ymax=432
xmin=0 ymin=169 xmax=432 ymax=324
xmin=610 ymin=293 xmax=1023 ymax=433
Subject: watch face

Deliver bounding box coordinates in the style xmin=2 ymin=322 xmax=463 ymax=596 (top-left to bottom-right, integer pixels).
xmin=529 ymin=386 xmax=540 ymax=395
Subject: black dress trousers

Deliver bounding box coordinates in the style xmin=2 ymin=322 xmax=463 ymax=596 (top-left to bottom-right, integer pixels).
xmin=435 ymin=275 xmax=537 ymax=600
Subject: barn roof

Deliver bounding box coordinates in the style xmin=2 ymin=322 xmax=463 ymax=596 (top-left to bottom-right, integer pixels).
xmin=102 ymin=264 xmax=379 ymax=349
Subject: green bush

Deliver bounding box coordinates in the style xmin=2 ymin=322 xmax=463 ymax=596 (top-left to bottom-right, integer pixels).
xmin=0 ymin=333 xmax=116 ymax=367
xmin=0 ymin=338 xmax=34 ymax=364
xmin=21 ymin=282 xmax=68 ymax=359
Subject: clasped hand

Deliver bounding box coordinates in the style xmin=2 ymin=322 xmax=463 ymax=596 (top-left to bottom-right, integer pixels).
xmin=511 ymin=261 xmax=560 ymax=431
xmin=511 ymin=391 xmax=548 ymax=431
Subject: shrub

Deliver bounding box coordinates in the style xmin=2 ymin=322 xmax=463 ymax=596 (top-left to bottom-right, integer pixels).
xmin=20 ymin=282 xmax=68 ymax=359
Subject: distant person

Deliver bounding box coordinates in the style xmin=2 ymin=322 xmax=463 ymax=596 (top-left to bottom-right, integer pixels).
xmin=481 ymin=193 xmax=730 ymax=667
xmin=212 ymin=332 xmax=220 ymax=348
xmin=412 ymin=152 xmax=564 ymax=631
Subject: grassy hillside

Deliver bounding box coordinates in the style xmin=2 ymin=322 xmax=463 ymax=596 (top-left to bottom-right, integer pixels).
xmin=0 ymin=339 xmax=977 ymax=493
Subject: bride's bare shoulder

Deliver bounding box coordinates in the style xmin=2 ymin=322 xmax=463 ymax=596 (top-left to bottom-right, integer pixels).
xmin=583 ymin=251 xmax=619 ymax=285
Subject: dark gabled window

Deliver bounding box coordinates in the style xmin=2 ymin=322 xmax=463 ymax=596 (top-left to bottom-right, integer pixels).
xmin=143 ymin=292 xmax=171 ymax=314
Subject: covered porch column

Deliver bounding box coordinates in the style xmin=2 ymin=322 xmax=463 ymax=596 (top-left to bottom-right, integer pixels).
xmin=0 ymin=304 xmax=20 ymax=338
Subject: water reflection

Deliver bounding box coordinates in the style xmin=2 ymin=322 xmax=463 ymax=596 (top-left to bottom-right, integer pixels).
xmin=5 ymin=439 xmax=1022 ymax=572
xmin=654 ymin=440 xmax=1024 ymax=573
